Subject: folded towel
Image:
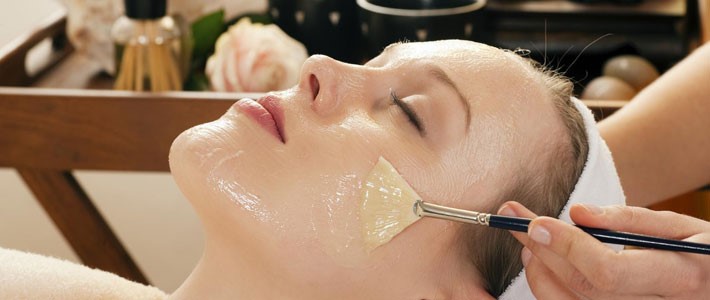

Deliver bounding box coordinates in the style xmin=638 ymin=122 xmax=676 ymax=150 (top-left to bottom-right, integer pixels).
xmin=0 ymin=247 xmax=167 ymax=300
xmin=499 ymin=97 xmax=627 ymax=299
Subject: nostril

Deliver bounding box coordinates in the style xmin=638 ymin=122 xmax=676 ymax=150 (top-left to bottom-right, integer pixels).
xmin=310 ymin=74 xmax=320 ymax=100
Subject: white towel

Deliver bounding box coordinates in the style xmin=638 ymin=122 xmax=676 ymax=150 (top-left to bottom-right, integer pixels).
xmin=499 ymin=97 xmax=627 ymax=299
xmin=0 ymin=247 xmax=167 ymax=300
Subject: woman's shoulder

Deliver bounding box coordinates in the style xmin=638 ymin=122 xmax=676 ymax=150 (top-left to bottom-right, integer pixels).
xmin=0 ymin=247 xmax=167 ymax=300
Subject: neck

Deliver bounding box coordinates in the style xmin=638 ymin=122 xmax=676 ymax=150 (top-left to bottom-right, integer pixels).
xmin=168 ymin=241 xmax=294 ymax=300
xmin=168 ymin=232 xmax=495 ymax=300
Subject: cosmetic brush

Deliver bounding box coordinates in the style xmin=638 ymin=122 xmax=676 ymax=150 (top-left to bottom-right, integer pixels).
xmin=360 ymin=157 xmax=710 ymax=255
xmin=414 ymin=200 xmax=710 ymax=255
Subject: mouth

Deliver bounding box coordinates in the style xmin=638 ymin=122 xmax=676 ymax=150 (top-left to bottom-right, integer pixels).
xmin=235 ymin=96 xmax=286 ymax=143
xmin=309 ymin=74 xmax=320 ymax=100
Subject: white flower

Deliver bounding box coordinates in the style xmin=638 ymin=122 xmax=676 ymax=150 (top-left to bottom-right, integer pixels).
xmin=61 ymin=0 xmax=122 ymax=73
xmin=205 ymin=18 xmax=307 ymax=93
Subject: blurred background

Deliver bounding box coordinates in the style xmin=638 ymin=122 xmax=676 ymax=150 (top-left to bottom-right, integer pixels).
xmin=0 ymin=0 xmax=202 ymax=292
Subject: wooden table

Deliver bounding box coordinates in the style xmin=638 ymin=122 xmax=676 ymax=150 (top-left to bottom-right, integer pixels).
xmin=0 ymin=11 xmax=259 ymax=283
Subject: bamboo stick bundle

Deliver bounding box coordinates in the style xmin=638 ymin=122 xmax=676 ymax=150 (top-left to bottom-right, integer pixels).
xmin=114 ymin=21 xmax=182 ymax=92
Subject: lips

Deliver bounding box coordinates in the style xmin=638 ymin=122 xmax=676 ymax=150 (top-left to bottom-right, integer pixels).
xmin=235 ymin=96 xmax=286 ymax=143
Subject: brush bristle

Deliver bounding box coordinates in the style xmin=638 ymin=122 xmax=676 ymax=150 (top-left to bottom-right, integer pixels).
xmin=361 ymin=157 xmax=422 ymax=252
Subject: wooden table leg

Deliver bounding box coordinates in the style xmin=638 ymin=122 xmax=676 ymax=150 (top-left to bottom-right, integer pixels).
xmin=17 ymin=168 xmax=149 ymax=284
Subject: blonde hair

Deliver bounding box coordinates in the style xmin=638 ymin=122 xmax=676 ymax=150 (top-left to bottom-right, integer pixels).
xmin=463 ymin=62 xmax=589 ymax=297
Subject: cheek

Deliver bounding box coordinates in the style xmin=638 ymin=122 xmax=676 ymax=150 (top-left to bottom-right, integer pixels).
xmin=285 ymin=116 xmax=391 ymax=265
xmin=286 ymin=113 xmax=438 ymax=267
xmin=169 ymin=116 xmax=294 ymax=237
xmin=172 ymin=105 xmax=435 ymax=274
xmin=196 ymin=111 xmax=400 ymax=264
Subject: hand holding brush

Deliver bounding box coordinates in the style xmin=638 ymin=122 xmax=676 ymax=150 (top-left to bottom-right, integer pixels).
xmin=498 ymin=201 xmax=710 ymax=299
xmin=416 ymin=200 xmax=710 ymax=255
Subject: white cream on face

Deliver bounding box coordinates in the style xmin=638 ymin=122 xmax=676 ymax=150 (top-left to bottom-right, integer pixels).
xmin=361 ymin=157 xmax=422 ymax=252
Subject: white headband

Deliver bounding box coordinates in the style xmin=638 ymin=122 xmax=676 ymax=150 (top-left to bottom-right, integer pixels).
xmin=499 ymin=97 xmax=627 ymax=299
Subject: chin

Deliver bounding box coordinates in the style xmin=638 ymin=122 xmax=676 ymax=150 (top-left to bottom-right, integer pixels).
xmin=171 ymin=122 xmax=216 ymax=170
xmin=168 ymin=118 xmax=293 ymax=209
xmin=168 ymin=118 xmax=242 ymax=196
xmin=169 ymin=124 xmax=215 ymax=206
xmin=169 ymin=113 xmax=253 ymax=176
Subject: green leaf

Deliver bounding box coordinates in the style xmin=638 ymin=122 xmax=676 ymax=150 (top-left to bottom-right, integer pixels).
xmin=191 ymin=9 xmax=225 ymax=60
xmin=184 ymin=72 xmax=211 ymax=91
xmin=246 ymin=13 xmax=273 ymax=25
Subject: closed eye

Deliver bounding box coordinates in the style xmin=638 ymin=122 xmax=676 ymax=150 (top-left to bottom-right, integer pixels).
xmin=390 ymin=89 xmax=425 ymax=134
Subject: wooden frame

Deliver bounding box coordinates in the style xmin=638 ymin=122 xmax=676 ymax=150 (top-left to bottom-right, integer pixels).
xmin=0 ymin=88 xmax=240 ymax=283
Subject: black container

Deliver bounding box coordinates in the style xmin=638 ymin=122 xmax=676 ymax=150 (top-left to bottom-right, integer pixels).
xmin=358 ymin=0 xmax=487 ymax=59
xmin=268 ymin=0 xmax=362 ymax=63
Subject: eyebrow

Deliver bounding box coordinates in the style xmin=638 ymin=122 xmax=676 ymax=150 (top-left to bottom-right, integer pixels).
xmin=382 ymin=43 xmax=472 ymax=131
xmin=426 ymin=65 xmax=472 ymax=131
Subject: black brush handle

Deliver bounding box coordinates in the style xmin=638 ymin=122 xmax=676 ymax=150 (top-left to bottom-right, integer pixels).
xmin=488 ymin=215 xmax=710 ymax=255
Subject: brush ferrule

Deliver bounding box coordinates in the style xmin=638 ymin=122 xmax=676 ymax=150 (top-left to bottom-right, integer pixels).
xmin=414 ymin=200 xmax=490 ymax=226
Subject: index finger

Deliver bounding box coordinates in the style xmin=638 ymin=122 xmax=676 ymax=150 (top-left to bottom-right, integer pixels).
xmin=529 ymin=216 xmax=702 ymax=296
xmin=570 ymin=205 xmax=710 ymax=239
xmin=498 ymin=201 xmax=539 ymax=245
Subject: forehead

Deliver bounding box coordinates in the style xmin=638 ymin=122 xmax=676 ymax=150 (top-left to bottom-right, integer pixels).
xmin=400 ymin=41 xmax=559 ymax=153
xmin=389 ymin=40 xmax=540 ymax=82
xmin=382 ymin=40 xmax=549 ymax=111
xmin=387 ymin=40 xmax=502 ymax=60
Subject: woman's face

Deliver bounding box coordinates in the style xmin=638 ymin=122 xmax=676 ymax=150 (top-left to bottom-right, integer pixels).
xmin=170 ymin=40 xmax=562 ymax=298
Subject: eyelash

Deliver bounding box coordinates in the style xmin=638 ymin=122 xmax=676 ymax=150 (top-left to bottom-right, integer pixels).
xmin=390 ymin=89 xmax=424 ymax=133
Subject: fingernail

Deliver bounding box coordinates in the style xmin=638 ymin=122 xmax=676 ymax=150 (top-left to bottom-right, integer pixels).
xmin=521 ymin=247 xmax=532 ymax=267
xmin=582 ymin=203 xmax=604 ymax=215
xmin=529 ymin=224 xmax=551 ymax=245
xmin=498 ymin=204 xmax=517 ymax=217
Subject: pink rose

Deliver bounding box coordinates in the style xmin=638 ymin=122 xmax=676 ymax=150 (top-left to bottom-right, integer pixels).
xmin=206 ymin=18 xmax=308 ymax=92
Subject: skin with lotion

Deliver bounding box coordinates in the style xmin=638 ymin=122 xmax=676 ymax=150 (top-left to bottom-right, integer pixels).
xmin=168 ymin=40 xmax=565 ymax=299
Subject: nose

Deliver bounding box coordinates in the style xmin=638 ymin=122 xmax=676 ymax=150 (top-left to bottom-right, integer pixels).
xmin=298 ymin=55 xmax=370 ymax=117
